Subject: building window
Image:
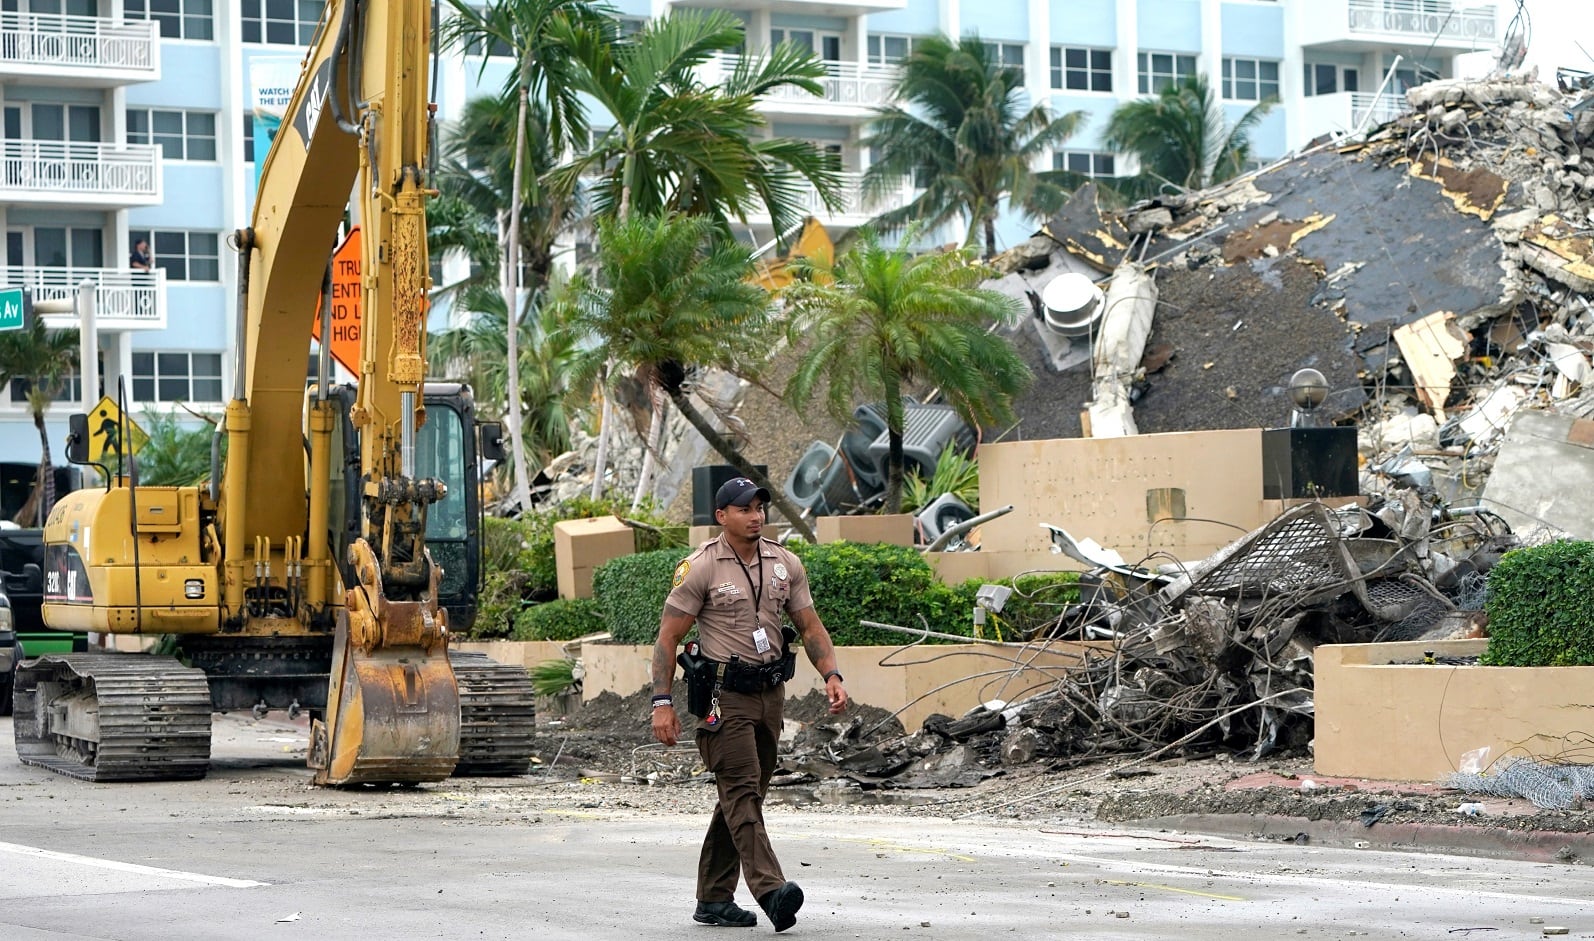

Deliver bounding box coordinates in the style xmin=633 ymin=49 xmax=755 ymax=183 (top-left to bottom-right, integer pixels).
xmin=1222 ymin=57 xmax=1280 ymax=101
xmin=617 ymin=16 xmax=647 ymax=37
xmin=1050 ymin=47 xmax=1112 ymax=92
xmin=241 ymin=0 xmax=321 ymax=46
xmin=982 ymin=41 xmax=1025 ymax=80
xmin=772 ymin=28 xmax=841 ymax=63
xmin=128 ymin=229 xmax=221 ymax=282
xmin=1053 ymin=151 xmax=1116 ymax=178
xmin=133 ymin=352 xmax=224 ymax=404
xmin=127 ymin=109 xmax=217 ymax=161
xmin=1137 ymin=52 xmax=1197 ymax=94
xmin=9 ymin=372 xmax=83 ymax=405
xmin=1304 ymin=63 xmax=1361 ymax=96
xmin=124 ymin=0 xmax=214 ymax=41
xmin=867 ymin=33 xmax=921 ymax=66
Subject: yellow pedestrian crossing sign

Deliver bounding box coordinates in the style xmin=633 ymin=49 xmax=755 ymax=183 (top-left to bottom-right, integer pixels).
xmin=86 ymin=396 xmax=149 ymax=465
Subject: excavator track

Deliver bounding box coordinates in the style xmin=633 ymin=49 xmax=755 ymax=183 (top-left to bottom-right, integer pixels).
xmin=450 ymin=652 xmax=537 ymax=776
xmin=12 ymin=654 xmax=212 ymax=782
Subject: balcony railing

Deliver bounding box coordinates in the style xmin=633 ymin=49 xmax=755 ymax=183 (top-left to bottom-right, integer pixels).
xmin=1346 ymin=0 xmax=1496 ymax=43
xmin=714 ymin=55 xmax=899 ymax=110
xmin=1350 ymin=91 xmax=1408 ymax=128
xmin=1 ymin=139 xmax=161 ymax=204
xmin=3 ymin=266 xmax=167 ymax=328
xmin=0 ymin=12 xmax=159 ymax=82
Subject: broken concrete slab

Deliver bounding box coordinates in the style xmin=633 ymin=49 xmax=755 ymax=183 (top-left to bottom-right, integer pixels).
xmin=1480 ymin=409 xmax=1594 ymax=538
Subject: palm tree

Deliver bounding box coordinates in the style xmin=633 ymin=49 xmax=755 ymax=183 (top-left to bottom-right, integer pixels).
xmin=860 ymin=35 xmax=1085 ymax=259
xmin=0 ymin=319 xmax=78 ymax=525
xmin=548 ymin=9 xmax=842 ymax=233
xmin=136 ymin=409 xmax=217 ymax=487
xmin=1102 ymin=74 xmax=1274 ymax=198
xmin=783 ymin=229 xmax=1031 ymax=514
xmin=550 ymin=9 xmax=843 ymax=505
xmin=440 ymin=0 xmax=615 ymax=512
xmin=428 ymin=283 xmax=602 ymax=475
xmin=567 ymin=213 xmax=818 ymax=542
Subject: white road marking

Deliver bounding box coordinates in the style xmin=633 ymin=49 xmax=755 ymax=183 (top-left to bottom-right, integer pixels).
xmin=0 ymin=841 xmax=267 ymax=888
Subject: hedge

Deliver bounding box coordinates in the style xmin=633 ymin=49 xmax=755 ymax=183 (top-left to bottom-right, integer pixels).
xmin=513 ymin=597 xmax=605 ymax=642
xmin=593 ymin=548 xmax=693 ymax=645
xmin=789 ymin=541 xmax=975 ymax=646
xmin=1482 ymin=540 xmax=1594 ymax=666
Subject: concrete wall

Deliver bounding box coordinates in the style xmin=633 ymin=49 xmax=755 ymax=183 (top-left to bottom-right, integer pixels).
xmin=1315 ymin=640 xmax=1594 ymax=782
xmin=468 ymin=639 xmax=1106 ymax=733
xmin=977 ymin=428 xmax=1268 ymax=567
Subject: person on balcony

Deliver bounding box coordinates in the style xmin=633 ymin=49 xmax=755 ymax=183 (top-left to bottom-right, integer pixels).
xmin=129 ymin=240 xmax=151 ymax=271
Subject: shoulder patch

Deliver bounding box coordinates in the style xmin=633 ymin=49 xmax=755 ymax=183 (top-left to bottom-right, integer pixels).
xmin=672 ymin=559 xmax=691 ymax=589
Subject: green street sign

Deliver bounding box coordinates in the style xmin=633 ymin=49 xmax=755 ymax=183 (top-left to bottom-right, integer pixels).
xmin=0 ymin=287 xmax=23 ymax=331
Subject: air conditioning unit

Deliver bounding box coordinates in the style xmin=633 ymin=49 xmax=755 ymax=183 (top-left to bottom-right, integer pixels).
xmin=841 ymin=403 xmax=888 ymax=492
xmin=784 ymin=441 xmax=856 ymax=517
xmin=866 ymin=403 xmax=975 ymax=480
xmin=915 ymin=493 xmax=976 ymax=545
xmin=1040 ymin=272 xmax=1105 ymax=337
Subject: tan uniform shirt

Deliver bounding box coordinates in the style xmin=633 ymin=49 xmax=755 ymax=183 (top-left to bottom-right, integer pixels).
xmin=665 ymin=535 xmax=814 ymax=665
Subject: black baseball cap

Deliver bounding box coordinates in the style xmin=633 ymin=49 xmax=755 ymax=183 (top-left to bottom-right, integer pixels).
xmin=715 ymin=476 xmax=771 ymax=510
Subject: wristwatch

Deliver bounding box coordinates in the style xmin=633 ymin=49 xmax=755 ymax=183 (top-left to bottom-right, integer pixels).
xmin=823 ymin=670 xmax=843 ymax=683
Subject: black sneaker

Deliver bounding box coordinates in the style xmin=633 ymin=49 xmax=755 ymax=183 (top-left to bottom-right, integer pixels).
xmin=757 ymin=882 xmax=804 ymax=933
xmin=694 ymin=899 xmax=757 ymax=927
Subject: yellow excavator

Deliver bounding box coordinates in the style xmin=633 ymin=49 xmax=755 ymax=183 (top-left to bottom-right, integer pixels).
xmin=11 ymin=0 xmax=536 ymax=785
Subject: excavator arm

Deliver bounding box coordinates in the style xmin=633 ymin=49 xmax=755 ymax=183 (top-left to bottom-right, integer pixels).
xmin=238 ymin=0 xmax=456 ymax=785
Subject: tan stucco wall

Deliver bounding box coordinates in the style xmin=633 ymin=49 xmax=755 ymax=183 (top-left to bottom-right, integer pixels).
xmin=1315 ymin=640 xmax=1594 ymax=781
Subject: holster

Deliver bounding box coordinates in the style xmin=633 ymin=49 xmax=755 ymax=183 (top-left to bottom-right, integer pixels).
xmin=676 ymin=643 xmax=719 ymax=720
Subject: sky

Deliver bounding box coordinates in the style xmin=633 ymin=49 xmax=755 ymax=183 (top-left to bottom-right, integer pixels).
xmin=1458 ymin=0 xmax=1592 ymax=79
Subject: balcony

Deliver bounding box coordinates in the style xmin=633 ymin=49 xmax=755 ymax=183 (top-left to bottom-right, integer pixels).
xmin=745 ymin=172 xmax=916 ymax=229
xmin=1 ymin=139 xmax=162 ymax=207
xmin=1292 ymin=91 xmax=1409 ymax=148
xmin=1298 ymin=0 xmax=1496 ymax=54
xmin=0 ymin=12 xmax=159 ymax=86
xmin=711 ymin=55 xmax=898 ymax=119
xmin=4 ymin=267 xmax=168 ymax=331
xmin=684 ymin=0 xmax=905 ymax=17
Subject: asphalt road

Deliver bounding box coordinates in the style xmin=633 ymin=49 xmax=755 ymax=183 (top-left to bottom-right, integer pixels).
xmin=0 ymin=715 xmax=1588 ymax=941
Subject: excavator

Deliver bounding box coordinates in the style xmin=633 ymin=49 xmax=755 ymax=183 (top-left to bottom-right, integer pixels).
xmin=10 ymin=0 xmax=537 ymax=785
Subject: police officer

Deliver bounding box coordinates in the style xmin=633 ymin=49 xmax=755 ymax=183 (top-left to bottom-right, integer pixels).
xmin=651 ymin=476 xmax=849 ymax=932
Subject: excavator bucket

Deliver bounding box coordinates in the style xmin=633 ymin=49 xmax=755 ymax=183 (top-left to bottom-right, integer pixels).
xmin=309 ymin=541 xmax=461 ymax=785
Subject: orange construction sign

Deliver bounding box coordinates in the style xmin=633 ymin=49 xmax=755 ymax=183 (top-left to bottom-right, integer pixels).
xmin=313 ymin=226 xmax=361 ymax=374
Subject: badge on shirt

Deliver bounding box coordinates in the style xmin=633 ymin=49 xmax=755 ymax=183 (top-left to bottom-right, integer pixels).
xmin=752 ymin=627 xmax=772 ymax=654
xmin=672 ymin=559 xmax=690 ymax=589
xmin=773 ymin=562 xmax=788 ymax=580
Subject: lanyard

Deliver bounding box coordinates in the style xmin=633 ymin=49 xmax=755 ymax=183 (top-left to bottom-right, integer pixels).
xmin=732 ymin=549 xmax=764 ymax=615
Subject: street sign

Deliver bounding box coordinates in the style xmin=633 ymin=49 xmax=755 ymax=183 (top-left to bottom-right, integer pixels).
xmin=0 ymin=287 xmax=24 ymax=331
xmin=312 ymin=226 xmax=361 ymax=375
xmin=85 ymin=395 xmax=150 ymax=466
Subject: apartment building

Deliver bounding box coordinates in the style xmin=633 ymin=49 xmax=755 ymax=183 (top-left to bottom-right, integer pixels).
xmin=0 ymin=0 xmax=1496 ymax=466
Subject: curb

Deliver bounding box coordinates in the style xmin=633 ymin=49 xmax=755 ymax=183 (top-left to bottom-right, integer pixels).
xmin=1131 ymin=812 xmax=1594 ymax=865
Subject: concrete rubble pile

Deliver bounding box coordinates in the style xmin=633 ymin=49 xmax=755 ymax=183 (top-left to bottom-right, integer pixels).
xmin=782 ymin=494 xmax=1518 ymax=789
xmin=995 ymin=72 xmax=1594 ymax=521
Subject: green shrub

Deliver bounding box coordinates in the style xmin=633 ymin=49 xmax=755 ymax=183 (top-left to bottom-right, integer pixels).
xmin=472 ymin=570 xmax=529 ymax=639
xmin=513 ymin=597 xmax=605 ymax=642
xmin=1000 ymin=572 xmax=1081 ymax=636
xmin=530 ymin=658 xmax=579 ymax=696
xmin=593 ymin=548 xmax=693 ymax=645
xmin=790 ymin=541 xmax=974 ymax=645
xmin=1483 ymin=540 xmax=1594 ymax=666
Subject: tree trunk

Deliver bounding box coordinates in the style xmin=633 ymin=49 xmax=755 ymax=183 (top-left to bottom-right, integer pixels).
xmin=33 ymin=407 xmax=53 ymax=526
xmin=983 ymin=215 xmax=998 ymax=261
xmin=882 ymin=381 xmax=907 ymax=515
xmin=630 ymin=386 xmax=667 ymax=511
xmin=589 ymin=363 xmax=612 ymax=501
xmin=503 ymin=81 xmax=535 ymax=513
xmin=665 ymin=386 xmax=816 ymax=544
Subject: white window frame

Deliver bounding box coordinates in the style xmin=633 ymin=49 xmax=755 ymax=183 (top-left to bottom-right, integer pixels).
xmin=771 ymin=28 xmax=843 ymax=63
xmin=124 ymin=0 xmax=214 ymax=42
xmin=127 ymin=108 xmax=217 ymax=162
xmin=1050 ymin=46 xmax=1112 ymax=93
xmin=128 ymin=229 xmax=222 ymax=283
xmin=1052 ymin=150 xmax=1116 ymax=178
xmin=132 ymin=351 xmax=225 ymax=405
xmin=240 ymin=0 xmax=320 ymax=46
xmin=1303 ymin=62 xmax=1361 ymax=97
xmin=982 ymin=41 xmax=1025 ymax=78
xmin=1221 ymin=57 xmax=1281 ymax=102
xmin=1136 ymin=51 xmax=1198 ymax=94
xmin=867 ymin=33 xmax=921 ymax=66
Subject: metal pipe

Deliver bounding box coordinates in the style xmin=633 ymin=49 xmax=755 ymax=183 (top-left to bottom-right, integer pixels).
xmin=317 ymin=262 xmax=333 ymax=401
xmin=401 ymin=390 xmax=416 ymax=477
xmin=231 ymin=228 xmax=253 ymax=400
xmin=924 ymin=504 xmax=1015 ymax=553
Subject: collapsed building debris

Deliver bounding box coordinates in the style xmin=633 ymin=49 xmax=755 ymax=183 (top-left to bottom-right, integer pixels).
xmin=993 ymin=72 xmax=1594 ymax=521
xmin=774 ymin=495 xmax=1516 ymax=790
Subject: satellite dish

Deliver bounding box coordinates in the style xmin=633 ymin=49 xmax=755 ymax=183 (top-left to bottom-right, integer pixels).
xmin=1040 ymin=273 xmax=1105 ymax=337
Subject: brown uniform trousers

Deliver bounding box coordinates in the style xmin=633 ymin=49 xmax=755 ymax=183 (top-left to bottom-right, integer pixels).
xmin=695 ymin=683 xmax=786 ymax=902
